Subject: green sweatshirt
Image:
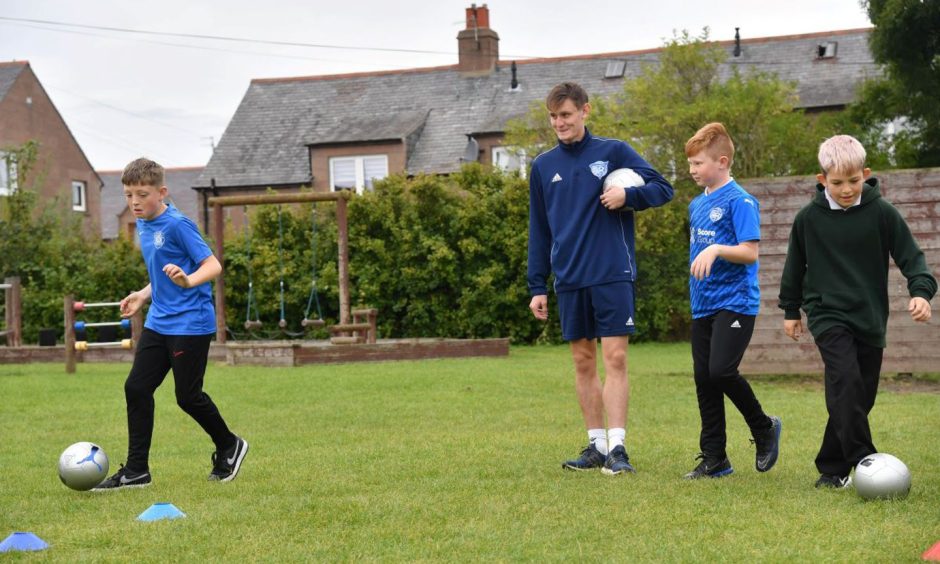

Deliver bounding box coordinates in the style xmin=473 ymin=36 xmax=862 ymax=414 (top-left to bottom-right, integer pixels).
xmin=778 ymin=177 xmax=937 ymax=348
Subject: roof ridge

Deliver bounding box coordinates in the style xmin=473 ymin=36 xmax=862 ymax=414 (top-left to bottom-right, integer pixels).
xmin=98 ymin=165 xmax=204 ymax=174
xmin=252 ymin=63 xmax=459 ymax=84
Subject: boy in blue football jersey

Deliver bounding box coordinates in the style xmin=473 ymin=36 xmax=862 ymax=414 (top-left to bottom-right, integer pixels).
xmin=94 ymin=158 xmax=247 ymax=490
xmin=528 ymin=82 xmax=674 ymax=475
xmin=684 ymin=123 xmax=780 ymax=479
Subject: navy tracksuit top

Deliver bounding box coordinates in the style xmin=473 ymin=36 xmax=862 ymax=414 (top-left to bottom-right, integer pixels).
xmin=527 ymin=129 xmax=674 ymax=295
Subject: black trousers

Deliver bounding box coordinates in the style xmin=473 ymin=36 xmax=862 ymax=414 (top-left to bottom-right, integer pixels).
xmin=691 ymin=311 xmax=770 ymax=458
xmin=813 ymin=326 xmax=883 ymax=477
xmin=124 ymin=328 xmax=234 ymax=472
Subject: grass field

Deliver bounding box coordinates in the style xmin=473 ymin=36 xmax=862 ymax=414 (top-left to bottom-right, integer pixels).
xmin=1 ymin=343 xmax=938 ymax=562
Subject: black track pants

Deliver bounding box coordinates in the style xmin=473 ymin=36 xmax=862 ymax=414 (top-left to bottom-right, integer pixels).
xmin=124 ymin=329 xmax=234 ymax=472
xmin=691 ymin=311 xmax=770 ymax=458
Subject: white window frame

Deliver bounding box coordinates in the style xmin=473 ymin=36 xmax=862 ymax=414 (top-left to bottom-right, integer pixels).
xmin=329 ymin=155 xmax=389 ymax=194
xmin=492 ymin=146 xmax=527 ymax=178
xmin=72 ymin=180 xmax=87 ymax=212
xmin=0 ymin=151 xmax=17 ymax=196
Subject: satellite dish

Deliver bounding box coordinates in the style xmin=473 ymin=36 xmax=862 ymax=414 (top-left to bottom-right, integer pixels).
xmin=461 ymin=135 xmax=480 ymax=162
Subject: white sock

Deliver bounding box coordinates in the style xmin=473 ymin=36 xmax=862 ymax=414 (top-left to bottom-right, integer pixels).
xmin=588 ymin=429 xmax=608 ymax=455
xmin=608 ymin=428 xmax=626 ymax=451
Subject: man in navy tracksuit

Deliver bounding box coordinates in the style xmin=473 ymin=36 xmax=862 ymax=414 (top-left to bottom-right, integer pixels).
xmin=527 ymin=82 xmax=674 ymax=475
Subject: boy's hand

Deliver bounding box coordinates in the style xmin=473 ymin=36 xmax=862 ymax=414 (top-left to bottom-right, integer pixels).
xmin=600 ymin=186 xmax=627 ymax=210
xmin=163 ymin=263 xmax=191 ymax=288
xmin=909 ymin=297 xmax=931 ymax=322
xmin=120 ymin=291 xmax=144 ymax=318
xmin=690 ymin=245 xmax=720 ymax=280
xmin=783 ymin=319 xmax=803 ymax=341
xmin=529 ymin=295 xmax=549 ymax=321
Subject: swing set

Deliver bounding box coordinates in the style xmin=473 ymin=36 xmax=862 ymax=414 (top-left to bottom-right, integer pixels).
xmin=209 ymin=190 xmax=376 ymax=345
xmin=241 ymin=203 xmax=325 ymax=335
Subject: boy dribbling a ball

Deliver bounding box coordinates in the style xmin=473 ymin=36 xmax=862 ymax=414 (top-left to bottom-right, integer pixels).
xmin=94 ymin=158 xmax=248 ymax=490
xmin=778 ymin=135 xmax=935 ymax=489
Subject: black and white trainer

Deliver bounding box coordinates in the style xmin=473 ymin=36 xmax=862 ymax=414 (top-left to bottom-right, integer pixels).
xmin=208 ymin=435 xmax=249 ymax=482
xmin=815 ymin=473 xmax=852 ymax=489
xmin=92 ymin=464 xmax=152 ymax=491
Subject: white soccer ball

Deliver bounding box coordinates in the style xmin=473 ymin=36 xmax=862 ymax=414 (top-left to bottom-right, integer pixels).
xmin=854 ymin=452 xmax=911 ymax=500
xmin=58 ymin=442 xmax=109 ymax=491
xmin=603 ymin=168 xmax=645 ymax=192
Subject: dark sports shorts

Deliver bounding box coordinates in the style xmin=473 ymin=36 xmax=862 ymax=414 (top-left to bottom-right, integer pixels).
xmin=557 ymin=281 xmax=636 ymax=341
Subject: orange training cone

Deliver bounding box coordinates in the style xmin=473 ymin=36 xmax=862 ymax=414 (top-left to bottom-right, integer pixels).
xmin=922 ymin=541 xmax=940 ymax=561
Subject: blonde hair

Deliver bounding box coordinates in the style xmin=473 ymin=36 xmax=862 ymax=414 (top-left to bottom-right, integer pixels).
xmin=818 ymin=135 xmax=866 ymax=175
xmin=685 ymin=122 xmax=734 ymax=167
xmin=121 ymin=157 xmax=165 ymax=187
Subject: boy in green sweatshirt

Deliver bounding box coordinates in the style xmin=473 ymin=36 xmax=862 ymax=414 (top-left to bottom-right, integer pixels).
xmin=778 ymin=135 xmax=936 ymax=489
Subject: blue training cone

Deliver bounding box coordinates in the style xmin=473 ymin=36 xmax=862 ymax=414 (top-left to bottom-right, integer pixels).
xmin=0 ymin=531 xmax=49 ymax=552
xmin=137 ymin=502 xmax=186 ymax=522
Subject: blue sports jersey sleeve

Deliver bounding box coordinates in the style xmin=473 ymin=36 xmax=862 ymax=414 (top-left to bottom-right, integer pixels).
xmin=176 ymin=215 xmax=214 ymax=265
xmin=730 ymin=194 xmax=760 ymax=243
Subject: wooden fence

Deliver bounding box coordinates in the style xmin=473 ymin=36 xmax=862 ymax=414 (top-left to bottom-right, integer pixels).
xmin=739 ymin=168 xmax=940 ymax=375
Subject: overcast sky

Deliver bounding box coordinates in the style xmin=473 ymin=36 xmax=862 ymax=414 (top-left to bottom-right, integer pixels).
xmin=1 ymin=0 xmax=872 ymax=171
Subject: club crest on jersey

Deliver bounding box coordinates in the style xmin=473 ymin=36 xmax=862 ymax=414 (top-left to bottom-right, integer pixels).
xmin=709 ymin=207 xmax=724 ymax=222
xmin=589 ymin=160 xmax=609 ymax=179
xmin=153 ymin=230 xmax=165 ymax=249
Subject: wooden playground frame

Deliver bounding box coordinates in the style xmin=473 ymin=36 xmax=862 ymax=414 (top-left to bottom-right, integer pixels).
xmin=0 ymin=277 xmax=22 ymax=347
xmin=209 ymin=190 xmax=354 ymax=344
xmin=207 ymin=189 xmax=508 ymax=365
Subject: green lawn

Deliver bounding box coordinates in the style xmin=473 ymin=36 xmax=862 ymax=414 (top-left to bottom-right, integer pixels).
xmin=1 ymin=343 xmax=938 ymax=562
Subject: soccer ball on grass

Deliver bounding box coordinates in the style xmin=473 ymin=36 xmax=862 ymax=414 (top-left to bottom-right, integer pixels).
xmin=58 ymin=442 xmax=109 ymax=491
xmin=854 ymin=452 xmax=911 ymax=500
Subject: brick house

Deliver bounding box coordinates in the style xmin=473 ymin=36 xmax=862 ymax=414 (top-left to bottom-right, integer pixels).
xmin=0 ymin=61 xmax=102 ymax=236
xmin=194 ymin=4 xmax=878 ymax=230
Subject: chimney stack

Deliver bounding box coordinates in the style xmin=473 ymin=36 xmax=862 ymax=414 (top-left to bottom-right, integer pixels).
xmin=457 ymin=4 xmax=499 ymax=75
